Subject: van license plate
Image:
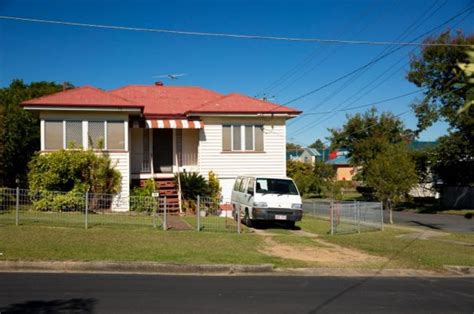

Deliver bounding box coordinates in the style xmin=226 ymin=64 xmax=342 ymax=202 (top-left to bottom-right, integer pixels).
xmin=275 ymin=215 xmax=287 ymax=220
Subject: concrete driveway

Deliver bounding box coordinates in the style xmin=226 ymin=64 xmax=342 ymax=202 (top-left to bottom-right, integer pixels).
xmin=389 ymin=211 xmax=474 ymax=233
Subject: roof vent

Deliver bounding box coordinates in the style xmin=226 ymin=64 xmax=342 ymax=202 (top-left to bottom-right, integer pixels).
xmin=155 ymin=81 xmax=164 ymax=87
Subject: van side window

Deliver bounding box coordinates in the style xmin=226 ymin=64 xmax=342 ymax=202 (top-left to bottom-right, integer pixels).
xmin=247 ymin=178 xmax=255 ymax=194
xmin=239 ymin=178 xmax=247 ymax=192
xmin=233 ymin=178 xmax=242 ymax=191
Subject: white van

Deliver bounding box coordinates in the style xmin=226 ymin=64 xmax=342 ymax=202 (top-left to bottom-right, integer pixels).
xmin=231 ymin=176 xmax=303 ymax=228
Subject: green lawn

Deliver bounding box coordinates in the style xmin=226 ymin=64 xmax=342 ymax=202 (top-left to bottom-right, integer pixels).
xmin=0 ymin=210 xmax=160 ymax=229
xmin=1 ymin=212 xmax=472 ymax=271
xmin=0 ymin=225 xmax=309 ymax=268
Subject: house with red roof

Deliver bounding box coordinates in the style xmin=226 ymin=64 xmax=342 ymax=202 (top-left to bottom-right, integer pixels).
xmin=22 ymin=83 xmax=301 ymax=211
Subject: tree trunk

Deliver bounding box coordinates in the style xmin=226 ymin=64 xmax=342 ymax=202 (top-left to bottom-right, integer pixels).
xmin=388 ymin=199 xmax=393 ymax=224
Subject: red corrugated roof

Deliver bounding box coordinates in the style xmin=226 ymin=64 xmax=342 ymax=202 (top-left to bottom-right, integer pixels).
xmin=22 ymin=86 xmax=140 ymax=107
xmin=187 ymin=93 xmax=301 ymax=114
xmin=22 ymin=84 xmax=301 ymax=116
xmin=109 ymin=85 xmax=222 ymax=116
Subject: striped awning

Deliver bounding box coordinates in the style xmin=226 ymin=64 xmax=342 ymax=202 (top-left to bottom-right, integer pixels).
xmin=131 ymin=119 xmax=204 ymax=129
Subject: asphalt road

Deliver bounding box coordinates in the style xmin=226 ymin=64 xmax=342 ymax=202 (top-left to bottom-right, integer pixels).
xmin=390 ymin=211 xmax=474 ymax=233
xmin=1 ymin=273 xmax=473 ymax=313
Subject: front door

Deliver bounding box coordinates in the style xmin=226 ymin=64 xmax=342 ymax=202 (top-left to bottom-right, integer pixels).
xmin=153 ymin=129 xmax=173 ymax=173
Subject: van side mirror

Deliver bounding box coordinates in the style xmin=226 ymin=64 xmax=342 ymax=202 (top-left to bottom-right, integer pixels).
xmin=247 ymin=188 xmax=254 ymax=196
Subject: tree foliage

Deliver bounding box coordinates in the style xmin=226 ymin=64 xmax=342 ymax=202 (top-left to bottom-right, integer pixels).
xmin=407 ymin=31 xmax=474 ymax=186
xmin=309 ymin=139 xmax=325 ymax=151
xmin=365 ymin=144 xmax=418 ymax=223
xmin=286 ymin=160 xmax=337 ymax=198
xmin=0 ymin=80 xmax=67 ymax=186
xmin=328 ymin=108 xmax=410 ymax=180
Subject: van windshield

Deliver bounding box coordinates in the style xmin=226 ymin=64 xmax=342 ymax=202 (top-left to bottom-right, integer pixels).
xmin=255 ymin=178 xmax=299 ymax=195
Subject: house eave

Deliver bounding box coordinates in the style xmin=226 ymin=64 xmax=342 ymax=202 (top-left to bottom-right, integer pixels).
xmin=23 ymin=106 xmax=143 ymax=114
xmin=186 ymin=112 xmax=300 ymax=118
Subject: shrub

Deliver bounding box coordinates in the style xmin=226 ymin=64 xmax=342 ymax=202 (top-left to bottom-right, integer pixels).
xmin=32 ymin=191 xmax=84 ymax=212
xmin=130 ymin=179 xmax=158 ymax=212
xmin=207 ymin=170 xmax=221 ymax=200
xmin=175 ymin=172 xmax=209 ymax=200
xmin=28 ymin=149 xmax=121 ymax=211
xmin=28 ymin=149 xmax=121 ymax=194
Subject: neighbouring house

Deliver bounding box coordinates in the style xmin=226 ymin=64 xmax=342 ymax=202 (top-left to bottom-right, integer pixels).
xmin=286 ymin=150 xmax=302 ymax=161
xmin=298 ymin=147 xmax=320 ymax=165
xmin=22 ymin=83 xmax=301 ymax=211
xmin=324 ymin=149 xmax=357 ymax=181
xmin=285 ymin=147 xmax=320 ymax=165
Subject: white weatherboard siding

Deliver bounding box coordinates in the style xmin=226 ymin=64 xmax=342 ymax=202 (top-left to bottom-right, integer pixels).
xmin=199 ymin=117 xmax=287 ymax=202
xmin=109 ymin=152 xmax=130 ymax=211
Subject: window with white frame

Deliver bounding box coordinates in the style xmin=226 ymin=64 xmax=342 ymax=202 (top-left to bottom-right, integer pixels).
xmin=43 ymin=120 xmax=125 ymax=151
xmin=222 ymin=125 xmax=264 ymax=152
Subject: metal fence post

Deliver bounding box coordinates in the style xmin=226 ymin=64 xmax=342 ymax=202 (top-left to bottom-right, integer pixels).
xmin=197 ymin=195 xmax=200 ymax=231
xmin=163 ymin=196 xmax=167 ymax=231
xmin=330 ymin=200 xmax=334 ymax=235
xmin=15 ymin=186 xmax=19 ymax=226
xmin=380 ymin=201 xmax=384 ymax=231
xmin=153 ymin=200 xmax=157 ymax=229
xmin=312 ymin=201 xmax=316 ymax=217
xmin=85 ymin=192 xmax=89 ymax=230
xmin=237 ymin=205 xmax=241 ymax=235
xmin=356 ymin=200 xmax=360 ymax=234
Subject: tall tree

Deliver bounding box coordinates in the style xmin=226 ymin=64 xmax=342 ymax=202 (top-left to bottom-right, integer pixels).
xmin=366 ymin=143 xmax=418 ymax=224
xmin=0 ymin=80 xmax=67 ymax=186
xmin=328 ymin=108 xmax=410 ymax=180
xmin=309 ymin=139 xmax=325 ymax=151
xmin=407 ymin=30 xmax=474 ymax=185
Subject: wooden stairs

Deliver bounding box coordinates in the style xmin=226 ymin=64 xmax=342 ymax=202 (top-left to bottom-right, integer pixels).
xmin=139 ymin=178 xmax=180 ymax=212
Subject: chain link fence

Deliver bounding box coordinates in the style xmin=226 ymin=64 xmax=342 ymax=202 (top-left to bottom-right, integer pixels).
xmin=0 ymin=188 xmax=242 ymax=233
xmin=303 ymin=199 xmax=383 ymax=234
xmin=0 ymin=188 xmax=164 ymax=229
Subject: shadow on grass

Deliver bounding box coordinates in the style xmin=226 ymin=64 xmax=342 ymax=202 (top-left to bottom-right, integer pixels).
xmin=0 ymin=298 xmax=97 ymax=313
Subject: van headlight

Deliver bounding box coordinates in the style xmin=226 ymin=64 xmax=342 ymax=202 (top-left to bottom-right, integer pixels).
xmin=253 ymin=202 xmax=268 ymax=208
xmin=291 ymin=203 xmax=302 ymax=209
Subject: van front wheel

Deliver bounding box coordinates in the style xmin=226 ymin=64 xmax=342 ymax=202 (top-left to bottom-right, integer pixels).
xmin=244 ymin=211 xmax=253 ymax=227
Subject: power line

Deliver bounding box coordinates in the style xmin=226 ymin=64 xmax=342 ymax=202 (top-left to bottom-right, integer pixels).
xmin=280 ymin=3 xmax=473 ymax=108
xmin=298 ymin=89 xmax=424 ymax=116
xmin=0 ymin=15 xmax=472 ymax=47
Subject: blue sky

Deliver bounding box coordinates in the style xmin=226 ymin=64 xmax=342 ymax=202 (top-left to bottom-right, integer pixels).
xmin=1 ymin=0 xmax=472 ymax=146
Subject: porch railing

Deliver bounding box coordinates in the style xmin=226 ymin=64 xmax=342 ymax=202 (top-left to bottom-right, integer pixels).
xmin=131 ymin=152 xmax=198 ymax=174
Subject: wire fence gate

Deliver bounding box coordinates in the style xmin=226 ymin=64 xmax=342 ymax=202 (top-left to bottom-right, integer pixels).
xmin=304 ymin=200 xmax=384 ymax=234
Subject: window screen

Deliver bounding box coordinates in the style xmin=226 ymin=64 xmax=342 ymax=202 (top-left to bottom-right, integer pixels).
xmin=222 ymin=125 xmax=231 ymax=151
xmin=65 ymin=121 xmax=82 ymax=148
xmin=255 ymin=125 xmax=264 ymax=152
xmin=88 ymin=121 xmax=105 ymax=149
xmin=107 ymin=121 xmax=125 ymax=150
xmin=232 ymin=125 xmax=241 ymax=151
xmin=245 ymin=126 xmax=253 ymax=150
xmin=44 ymin=121 xmax=63 ymax=150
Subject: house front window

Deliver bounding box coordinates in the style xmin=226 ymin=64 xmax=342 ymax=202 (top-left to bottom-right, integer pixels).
xmin=44 ymin=121 xmax=63 ymax=150
xmin=43 ymin=119 xmax=126 ymax=151
xmin=222 ymin=124 xmax=264 ymax=152
xmin=65 ymin=120 xmax=83 ymax=148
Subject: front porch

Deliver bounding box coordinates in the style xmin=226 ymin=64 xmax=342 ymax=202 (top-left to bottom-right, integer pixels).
xmin=130 ymin=127 xmax=200 ymax=180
